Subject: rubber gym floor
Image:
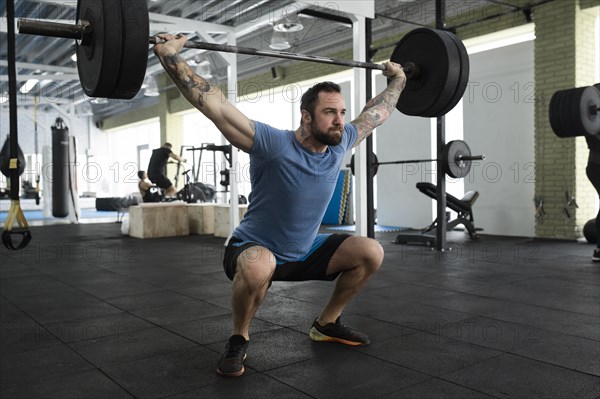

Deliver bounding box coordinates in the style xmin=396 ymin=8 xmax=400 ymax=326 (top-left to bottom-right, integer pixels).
xmin=1 ymin=223 xmax=598 ymax=398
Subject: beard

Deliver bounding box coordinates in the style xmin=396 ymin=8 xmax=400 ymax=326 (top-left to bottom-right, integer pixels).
xmin=311 ymin=121 xmax=343 ymax=146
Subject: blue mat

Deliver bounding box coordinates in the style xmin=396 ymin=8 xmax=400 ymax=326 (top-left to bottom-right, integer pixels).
xmin=326 ymin=225 xmax=409 ymax=233
xmin=0 ymin=209 xmax=119 ymax=222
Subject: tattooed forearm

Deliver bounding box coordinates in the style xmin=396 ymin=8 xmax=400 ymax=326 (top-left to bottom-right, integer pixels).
xmin=162 ymin=54 xmax=215 ymax=108
xmin=352 ymin=78 xmax=404 ymax=146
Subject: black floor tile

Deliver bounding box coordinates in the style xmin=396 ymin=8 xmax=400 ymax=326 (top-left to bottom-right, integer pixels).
xmin=0 ymin=264 xmax=43 ymax=279
xmin=468 ymin=276 xmax=599 ymax=315
xmin=165 ymin=373 xmax=313 ymax=399
xmin=379 ymin=378 xmax=495 ymax=398
xmin=1 ymin=369 xmax=133 ymax=399
xmin=73 ymin=278 xmax=160 ymax=300
xmin=347 ymin=297 xmax=474 ymax=332
xmin=0 ymin=274 xmax=76 ymax=300
xmin=101 ymin=347 xmax=222 ymax=399
xmin=170 ymin=279 xmax=234 ymax=301
xmin=12 ymin=296 xmax=124 ymax=325
xmin=42 ymin=311 xmax=154 ymax=344
xmin=511 ymin=327 xmax=600 ymax=376
xmin=355 ymin=331 xmax=502 ymax=377
xmin=1 ymin=317 xmax=61 ymax=355
xmin=164 ymin=313 xmax=282 ymax=345
xmin=69 ymin=327 xmax=196 ymax=367
xmin=0 ymin=344 xmax=94 ymax=388
xmin=253 ymin=294 xmax=326 ymax=328
xmin=104 ymin=289 xmax=199 ymax=311
xmin=266 ymin=346 xmax=430 ymax=399
xmin=130 ymin=300 xmax=231 ymax=326
xmin=442 ymin=353 xmax=600 ymax=398
xmin=484 ymin=301 xmax=600 ymax=341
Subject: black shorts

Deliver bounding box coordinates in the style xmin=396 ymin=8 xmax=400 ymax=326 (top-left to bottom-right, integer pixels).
xmin=148 ymin=174 xmax=172 ymax=190
xmin=223 ymin=234 xmax=352 ymax=282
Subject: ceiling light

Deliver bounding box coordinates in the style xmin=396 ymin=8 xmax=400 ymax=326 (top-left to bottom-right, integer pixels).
xmin=0 ymin=93 xmax=8 ymax=104
xmin=89 ymin=97 xmax=108 ymax=104
xmin=77 ymin=102 xmax=94 ymax=117
xmin=71 ymin=53 xmax=77 ymax=62
xmin=20 ymin=79 xmax=39 ymax=94
xmin=270 ymin=32 xmax=291 ymax=50
xmin=143 ymin=75 xmax=160 ymax=97
xmin=273 ymin=22 xmax=303 ymax=32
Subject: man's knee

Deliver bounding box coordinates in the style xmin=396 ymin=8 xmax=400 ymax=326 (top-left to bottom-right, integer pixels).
xmin=361 ymin=238 xmax=384 ymax=273
xmin=234 ymin=246 xmax=276 ymax=288
xmin=337 ymin=236 xmax=384 ymax=273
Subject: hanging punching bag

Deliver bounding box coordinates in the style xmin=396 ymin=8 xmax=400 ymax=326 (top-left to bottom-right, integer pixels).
xmin=51 ymin=118 xmax=69 ymax=218
xmin=0 ymin=136 xmax=26 ymax=177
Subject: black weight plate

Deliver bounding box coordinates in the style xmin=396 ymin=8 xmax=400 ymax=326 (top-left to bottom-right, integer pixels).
xmin=110 ymin=0 xmax=149 ymax=99
xmin=562 ymin=88 xmax=579 ymax=136
xmin=77 ymin=0 xmax=122 ymax=98
xmin=420 ymin=30 xmax=461 ymax=118
xmin=390 ymin=28 xmax=459 ymax=117
xmin=551 ymin=87 xmax=600 ymax=137
xmin=549 ymin=89 xmax=565 ymax=137
xmin=443 ymin=140 xmax=471 ymax=178
xmin=430 ymin=30 xmax=470 ymax=118
xmin=550 ymin=89 xmax=579 ymax=137
xmin=579 ymin=86 xmax=600 ymax=135
xmin=349 ymin=153 xmax=379 ymax=176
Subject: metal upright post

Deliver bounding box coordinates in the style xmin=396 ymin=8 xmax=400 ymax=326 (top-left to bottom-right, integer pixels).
xmin=435 ymin=0 xmax=447 ymax=251
xmin=365 ymin=18 xmax=375 ymax=239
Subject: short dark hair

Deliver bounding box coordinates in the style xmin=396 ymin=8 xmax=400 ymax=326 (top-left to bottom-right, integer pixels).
xmin=163 ymin=142 xmax=172 ymax=149
xmin=138 ymin=171 xmax=145 ymax=179
xmin=300 ymin=82 xmax=342 ymax=117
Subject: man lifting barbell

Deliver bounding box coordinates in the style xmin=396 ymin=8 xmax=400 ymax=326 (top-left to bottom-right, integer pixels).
xmin=153 ymin=33 xmax=406 ymax=377
xmin=15 ymin=0 xmax=471 ymax=374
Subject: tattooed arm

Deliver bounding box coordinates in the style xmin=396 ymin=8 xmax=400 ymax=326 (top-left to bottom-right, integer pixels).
xmin=153 ymin=34 xmax=255 ymax=152
xmin=351 ymin=61 xmax=406 ymax=148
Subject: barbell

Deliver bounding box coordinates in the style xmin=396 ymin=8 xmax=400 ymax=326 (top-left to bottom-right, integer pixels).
xmin=348 ymin=140 xmax=485 ymax=179
xmin=17 ymin=0 xmax=470 ymax=118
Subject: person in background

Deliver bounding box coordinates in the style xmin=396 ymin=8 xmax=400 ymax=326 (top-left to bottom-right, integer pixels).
xmin=137 ymin=170 xmax=161 ymax=203
xmin=147 ymin=143 xmax=186 ymax=197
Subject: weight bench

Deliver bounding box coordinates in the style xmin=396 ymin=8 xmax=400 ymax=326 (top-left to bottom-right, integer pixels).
xmin=395 ymin=182 xmax=480 ymax=246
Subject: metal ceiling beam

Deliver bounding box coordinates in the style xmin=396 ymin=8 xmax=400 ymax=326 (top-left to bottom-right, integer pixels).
xmin=149 ymin=12 xmax=234 ymax=35
xmin=233 ymin=2 xmax=306 ymax=37
xmin=0 ymin=74 xmax=78 ymax=81
xmin=0 ymin=60 xmax=76 ymax=74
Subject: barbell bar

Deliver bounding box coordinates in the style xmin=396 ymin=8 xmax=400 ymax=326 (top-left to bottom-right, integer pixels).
xmin=348 ymin=140 xmax=485 ymax=179
xmin=16 ymin=0 xmax=470 ymax=118
xmin=18 ymin=19 xmax=421 ymax=76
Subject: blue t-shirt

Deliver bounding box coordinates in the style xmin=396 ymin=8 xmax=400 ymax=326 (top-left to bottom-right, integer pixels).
xmin=233 ymin=121 xmax=358 ymax=262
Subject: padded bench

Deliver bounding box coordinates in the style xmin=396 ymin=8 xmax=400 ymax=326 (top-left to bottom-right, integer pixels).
xmin=416 ymin=182 xmax=480 ymax=239
xmin=395 ymin=182 xmax=480 ymax=247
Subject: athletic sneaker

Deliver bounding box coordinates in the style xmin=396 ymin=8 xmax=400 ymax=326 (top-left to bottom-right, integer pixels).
xmin=309 ymin=317 xmax=370 ymax=346
xmin=216 ymin=335 xmax=249 ymax=377
xmin=593 ymin=249 xmax=600 ymax=262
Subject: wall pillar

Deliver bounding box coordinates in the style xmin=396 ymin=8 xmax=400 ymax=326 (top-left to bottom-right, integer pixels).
xmin=157 ymin=74 xmax=185 ymax=190
xmin=534 ymin=1 xmax=598 ymax=239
